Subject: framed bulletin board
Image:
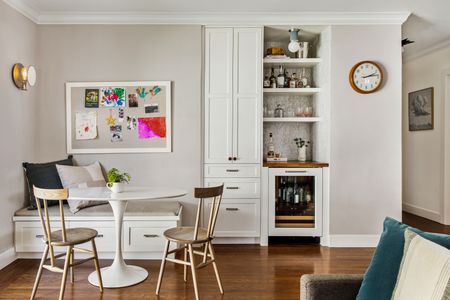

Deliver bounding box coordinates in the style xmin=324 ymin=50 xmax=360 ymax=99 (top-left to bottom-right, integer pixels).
xmin=66 ymin=81 xmax=171 ymax=154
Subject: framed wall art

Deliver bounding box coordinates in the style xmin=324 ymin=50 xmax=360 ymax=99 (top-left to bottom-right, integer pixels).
xmin=66 ymin=81 xmax=171 ymax=153
xmin=408 ymin=87 xmax=434 ymax=131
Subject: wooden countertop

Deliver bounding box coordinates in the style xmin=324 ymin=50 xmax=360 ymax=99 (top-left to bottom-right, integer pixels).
xmin=263 ymin=161 xmax=329 ymax=168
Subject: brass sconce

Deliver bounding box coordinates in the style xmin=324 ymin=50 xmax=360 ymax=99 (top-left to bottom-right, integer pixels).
xmin=12 ymin=63 xmax=36 ymax=91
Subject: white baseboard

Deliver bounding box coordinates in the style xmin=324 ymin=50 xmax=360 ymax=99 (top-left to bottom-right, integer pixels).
xmin=403 ymin=203 xmax=442 ymax=223
xmin=329 ymin=234 xmax=380 ymax=247
xmin=213 ymin=237 xmax=260 ymax=244
xmin=0 ymin=247 xmax=17 ymax=270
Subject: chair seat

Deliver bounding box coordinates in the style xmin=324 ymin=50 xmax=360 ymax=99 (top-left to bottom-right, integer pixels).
xmin=164 ymin=227 xmax=211 ymax=244
xmin=45 ymin=228 xmax=98 ymax=246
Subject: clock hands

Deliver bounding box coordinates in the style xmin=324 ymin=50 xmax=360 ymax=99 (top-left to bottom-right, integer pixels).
xmin=362 ymin=72 xmax=379 ymax=78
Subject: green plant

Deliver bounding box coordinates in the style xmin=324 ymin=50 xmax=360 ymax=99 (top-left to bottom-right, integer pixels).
xmin=107 ymin=168 xmax=131 ymax=183
xmin=294 ymin=138 xmax=310 ymax=148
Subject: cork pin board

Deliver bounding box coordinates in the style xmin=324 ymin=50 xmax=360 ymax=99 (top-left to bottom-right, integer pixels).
xmin=66 ymin=81 xmax=171 ymax=153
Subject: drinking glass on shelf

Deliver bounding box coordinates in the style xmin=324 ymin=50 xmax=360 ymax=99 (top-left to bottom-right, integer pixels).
xmin=304 ymin=106 xmax=313 ymax=117
xmin=263 ymin=105 xmax=268 ymax=117
xmin=295 ymin=107 xmax=304 ymax=117
xmin=287 ymin=108 xmax=295 ymax=117
xmin=267 ymin=109 xmax=274 ymax=117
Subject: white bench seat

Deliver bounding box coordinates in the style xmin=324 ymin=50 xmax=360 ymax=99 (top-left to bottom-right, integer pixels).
xmin=13 ymin=201 xmax=182 ymax=259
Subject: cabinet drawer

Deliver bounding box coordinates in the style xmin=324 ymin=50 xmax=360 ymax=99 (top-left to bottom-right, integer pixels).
xmin=204 ymin=164 xmax=260 ymax=178
xmin=124 ymin=221 xmax=176 ymax=253
xmin=70 ymin=221 xmax=115 ymax=252
xmin=204 ymin=202 xmax=259 ymax=237
xmin=15 ymin=222 xmax=60 ymax=252
xmin=204 ymin=178 xmax=260 ymax=198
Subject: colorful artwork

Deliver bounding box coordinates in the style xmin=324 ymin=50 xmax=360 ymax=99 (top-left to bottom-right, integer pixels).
xmin=106 ymin=110 xmax=116 ymax=126
xmin=136 ymin=87 xmax=150 ymax=99
xmin=75 ymin=111 xmax=97 ymax=140
xmin=138 ymin=117 xmax=166 ymax=139
xmin=110 ymin=125 xmax=123 ymax=142
xmin=145 ymin=103 xmax=159 ymax=113
xmin=85 ymin=89 xmax=99 ymax=108
xmin=126 ymin=116 xmax=137 ymax=130
xmin=151 ymin=86 xmax=161 ymax=96
xmin=100 ymin=87 xmax=125 ymax=107
xmin=128 ymin=93 xmax=138 ymax=107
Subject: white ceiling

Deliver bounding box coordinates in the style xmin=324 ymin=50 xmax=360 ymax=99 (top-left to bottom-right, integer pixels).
xmin=5 ymin=0 xmax=450 ymax=60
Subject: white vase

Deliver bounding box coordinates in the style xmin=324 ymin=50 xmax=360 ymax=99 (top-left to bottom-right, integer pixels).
xmin=298 ymin=147 xmax=306 ymax=162
xmin=106 ymin=182 xmax=125 ymax=193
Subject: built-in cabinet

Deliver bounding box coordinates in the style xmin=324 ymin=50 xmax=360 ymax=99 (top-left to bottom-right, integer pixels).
xmin=203 ymin=27 xmax=262 ymax=238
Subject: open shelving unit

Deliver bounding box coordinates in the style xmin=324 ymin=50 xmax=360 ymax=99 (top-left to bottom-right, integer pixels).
xmin=263 ymin=117 xmax=321 ymax=123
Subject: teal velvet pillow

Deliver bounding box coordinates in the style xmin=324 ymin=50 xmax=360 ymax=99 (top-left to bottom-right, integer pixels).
xmin=356 ymin=217 xmax=450 ymax=300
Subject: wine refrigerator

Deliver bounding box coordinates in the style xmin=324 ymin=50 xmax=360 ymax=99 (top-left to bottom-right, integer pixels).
xmin=268 ymin=168 xmax=322 ymax=237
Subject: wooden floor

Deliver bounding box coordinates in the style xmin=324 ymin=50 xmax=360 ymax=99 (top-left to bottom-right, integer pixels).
xmin=1 ymin=212 xmax=447 ymax=300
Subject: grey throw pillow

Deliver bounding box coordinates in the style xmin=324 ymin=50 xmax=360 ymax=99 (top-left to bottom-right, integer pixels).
xmin=56 ymin=161 xmax=108 ymax=213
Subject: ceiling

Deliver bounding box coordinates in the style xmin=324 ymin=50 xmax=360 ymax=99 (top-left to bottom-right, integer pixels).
xmin=5 ymin=0 xmax=450 ymax=60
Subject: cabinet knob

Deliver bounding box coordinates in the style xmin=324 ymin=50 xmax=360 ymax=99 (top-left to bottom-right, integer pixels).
xmin=233 ymin=157 xmax=237 ymax=161
xmin=228 ymin=157 xmax=232 ymax=161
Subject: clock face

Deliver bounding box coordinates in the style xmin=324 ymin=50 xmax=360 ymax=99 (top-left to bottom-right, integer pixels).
xmin=350 ymin=61 xmax=383 ymax=93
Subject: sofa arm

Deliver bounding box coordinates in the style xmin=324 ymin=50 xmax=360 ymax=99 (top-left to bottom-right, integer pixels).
xmin=300 ymin=274 xmax=364 ymax=300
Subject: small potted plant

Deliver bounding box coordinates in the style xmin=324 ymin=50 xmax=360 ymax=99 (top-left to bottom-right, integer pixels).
xmin=106 ymin=168 xmax=131 ymax=193
xmin=294 ymin=138 xmax=310 ymax=162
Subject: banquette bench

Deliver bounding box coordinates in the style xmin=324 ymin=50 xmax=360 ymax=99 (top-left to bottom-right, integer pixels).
xmin=13 ymin=201 xmax=182 ymax=259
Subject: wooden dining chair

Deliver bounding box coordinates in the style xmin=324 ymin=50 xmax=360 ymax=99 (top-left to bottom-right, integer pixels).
xmin=30 ymin=186 xmax=103 ymax=300
xmin=156 ymin=185 xmax=224 ymax=300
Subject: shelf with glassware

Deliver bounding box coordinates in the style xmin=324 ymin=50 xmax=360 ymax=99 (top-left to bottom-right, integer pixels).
xmin=263 ymin=117 xmax=320 ymax=123
xmin=263 ymin=58 xmax=322 ymax=68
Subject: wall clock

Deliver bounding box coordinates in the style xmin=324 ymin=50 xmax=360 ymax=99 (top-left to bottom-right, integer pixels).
xmin=349 ymin=61 xmax=384 ymax=94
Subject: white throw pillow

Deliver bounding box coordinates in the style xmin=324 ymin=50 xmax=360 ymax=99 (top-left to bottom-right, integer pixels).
xmin=56 ymin=161 xmax=107 ymax=213
xmin=392 ymin=229 xmax=450 ymax=300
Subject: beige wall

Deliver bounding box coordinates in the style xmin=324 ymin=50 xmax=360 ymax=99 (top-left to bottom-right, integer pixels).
xmin=0 ymin=1 xmax=38 ymax=253
xmin=36 ymin=25 xmax=203 ymax=225
xmin=402 ymin=46 xmax=450 ymax=224
xmin=329 ymin=25 xmax=403 ymax=236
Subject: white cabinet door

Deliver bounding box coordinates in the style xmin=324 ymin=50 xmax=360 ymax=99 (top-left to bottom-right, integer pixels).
xmin=204 ymin=28 xmax=234 ymax=163
xmin=233 ymin=28 xmax=262 ymax=164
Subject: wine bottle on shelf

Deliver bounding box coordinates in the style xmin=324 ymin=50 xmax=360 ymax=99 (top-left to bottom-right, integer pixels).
xmin=284 ymin=69 xmax=290 ymax=88
xmin=299 ymin=185 xmax=305 ymax=204
xmin=305 ymin=185 xmax=312 ymax=203
xmin=267 ymin=132 xmax=275 ymax=158
xmin=287 ymin=178 xmax=294 ymax=204
xmin=270 ymin=67 xmax=277 ymax=88
xmin=277 ymin=65 xmax=285 ymax=88
xmin=293 ymin=177 xmax=300 ymax=204
xmin=290 ymin=73 xmax=297 ymax=88
xmin=263 ymin=73 xmax=270 ymax=88
xmin=300 ymin=68 xmax=309 ymax=88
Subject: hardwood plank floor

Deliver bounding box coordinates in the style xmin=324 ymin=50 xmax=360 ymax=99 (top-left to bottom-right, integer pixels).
xmin=0 ymin=212 xmax=444 ymax=300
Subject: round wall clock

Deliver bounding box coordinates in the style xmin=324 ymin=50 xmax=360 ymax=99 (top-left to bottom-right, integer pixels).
xmin=349 ymin=61 xmax=384 ymax=94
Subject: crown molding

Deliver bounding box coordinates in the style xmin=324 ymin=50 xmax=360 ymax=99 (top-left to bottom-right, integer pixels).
xmin=403 ymin=38 xmax=450 ymax=63
xmin=3 ymin=0 xmax=410 ymax=25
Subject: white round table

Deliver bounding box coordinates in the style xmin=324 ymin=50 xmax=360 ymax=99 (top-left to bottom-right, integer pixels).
xmin=68 ymin=186 xmax=187 ymax=288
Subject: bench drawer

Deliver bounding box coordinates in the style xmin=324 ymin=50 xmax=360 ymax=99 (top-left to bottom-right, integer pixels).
xmin=204 ymin=164 xmax=260 ymax=178
xmin=204 ymin=202 xmax=259 ymax=237
xmin=123 ymin=221 xmax=176 ymax=253
xmin=15 ymin=222 xmax=60 ymax=252
xmin=204 ymin=178 xmax=260 ymax=198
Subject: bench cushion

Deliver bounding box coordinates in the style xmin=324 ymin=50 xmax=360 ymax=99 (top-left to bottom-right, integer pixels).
xmin=15 ymin=201 xmax=181 ymax=217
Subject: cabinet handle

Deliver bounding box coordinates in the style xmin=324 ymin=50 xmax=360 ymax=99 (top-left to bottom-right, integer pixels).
xmin=226 ymin=208 xmax=239 ymax=211
xmin=226 ymin=169 xmax=239 ymax=172
xmin=143 ymin=234 xmax=159 ymax=238
xmin=35 ymin=234 xmax=44 ymax=238
xmin=285 ymin=171 xmax=307 ymax=174
xmin=97 ymin=234 xmax=104 ymax=238
xmin=226 ymin=186 xmax=239 ymax=190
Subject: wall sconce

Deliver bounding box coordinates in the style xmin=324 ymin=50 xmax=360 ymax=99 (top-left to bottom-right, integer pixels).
xmin=12 ymin=63 xmax=36 ymax=91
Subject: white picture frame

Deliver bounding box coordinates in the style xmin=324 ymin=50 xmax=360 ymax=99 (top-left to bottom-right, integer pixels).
xmin=66 ymin=81 xmax=172 ymax=154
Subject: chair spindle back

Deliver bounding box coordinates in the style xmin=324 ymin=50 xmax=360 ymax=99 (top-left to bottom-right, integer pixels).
xmin=193 ymin=185 xmax=224 ymax=241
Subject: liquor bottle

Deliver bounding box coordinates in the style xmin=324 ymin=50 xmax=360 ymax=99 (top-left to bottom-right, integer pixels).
xmin=267 ymin=132 xmax=275 ymax=158
xmin=289 ymin=73 xmax=297 ymax=88
xmin=263 ymin=74 xmax=270 ymax=88
xmin=284 ymin=69 xmax=290 ymax=88
xmin=277 ymin=65 xmax=285 ymax=88
xmin=299 ymin=186 xmax=305 ymax=204
xmin=300 ymin=68 xmax=309 ymax=88
xmin=281 ymin=179 xmax=287 ymax=203
xmin=270 ymin=67 xmax=277 ymax=88
xmin=287 ymin=178 xmax=294 ymax=204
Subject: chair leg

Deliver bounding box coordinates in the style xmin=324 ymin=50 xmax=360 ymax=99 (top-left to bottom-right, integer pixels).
xmin=156 ymin=240 xmax=170 ymax=295
xmin=59 ymin=246 xmax=72 ymax=300
xmin=30 ymin=245 xmax=49 ymax=300
xmin=70 ymin=248 xmax=74 ymax=284
xmin=208 ymin=242 xmax=224 ymax=294
xmin=91 ymin=239 xmax=103 ymax=292
xmin=188 ymin=244 xmax=200 ymax=300
xmin=183 ymin=246 xmax=188 ymax=282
